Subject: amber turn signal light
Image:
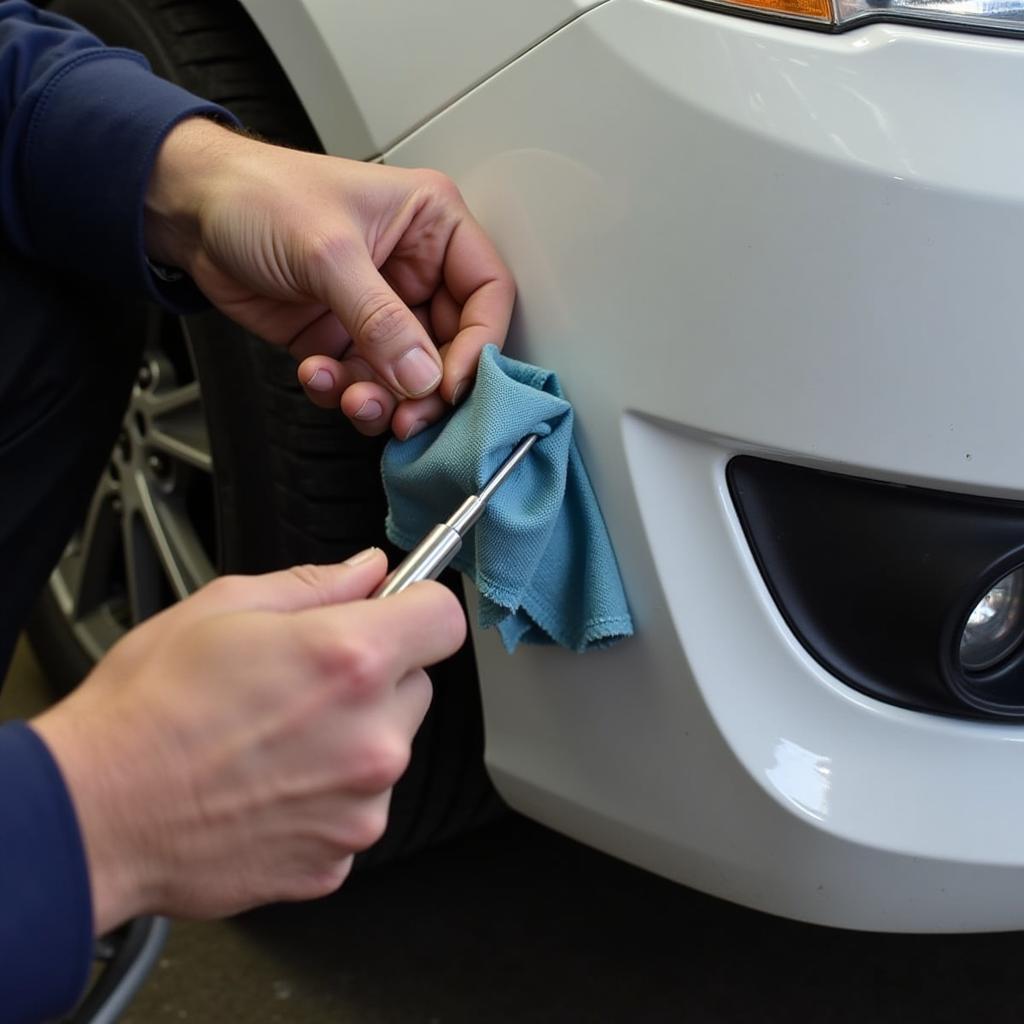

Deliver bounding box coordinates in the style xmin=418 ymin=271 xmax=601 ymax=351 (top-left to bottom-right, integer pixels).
xmin=720 ymin=0 xmax=832 ymax=20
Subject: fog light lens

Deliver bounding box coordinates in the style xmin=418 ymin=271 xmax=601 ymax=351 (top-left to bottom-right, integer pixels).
xmin=960 ymin=567 xmax=1024 ymax=672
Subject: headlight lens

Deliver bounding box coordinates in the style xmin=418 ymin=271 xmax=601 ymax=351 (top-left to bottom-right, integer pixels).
xmin=676 ymin=0 xmax=1024 ymax=33
xmin=959 ymin=567 xmax=1024 ymax=673
xmin=837 ymin=0 xmax=1024 ymax=33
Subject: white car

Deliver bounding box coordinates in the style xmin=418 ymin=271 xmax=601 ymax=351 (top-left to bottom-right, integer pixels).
xmin=36 ymin=0 xmax=1024 ymax=933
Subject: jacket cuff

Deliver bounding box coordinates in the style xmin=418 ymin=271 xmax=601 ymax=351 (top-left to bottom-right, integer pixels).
xmin=20 ymin=50 xmax=239 ymax=312
xmin=0 ymin=721 xmax=93 ymax=1022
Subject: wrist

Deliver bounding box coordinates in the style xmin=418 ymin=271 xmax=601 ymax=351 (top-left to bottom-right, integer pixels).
xmin=30 ymin=697 xmax=167 ymax=936
xmin=144 ymin=116 xmax=243 ymax=270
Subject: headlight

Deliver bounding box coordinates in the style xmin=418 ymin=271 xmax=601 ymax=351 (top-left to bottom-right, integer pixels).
xmin=959 ymin=567 xmax=1024 ymax=672
xmin=675 ymin=0 xmax=1024 ymax=35
xmin=838 ymin=0 xmax=1024 ymax=33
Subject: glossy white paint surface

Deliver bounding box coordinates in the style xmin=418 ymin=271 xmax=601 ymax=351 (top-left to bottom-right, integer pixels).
xmin=383 ymin=0 xmax=1024 ymax=930
xmin=240 ymin=0 xmax=606 ymax=158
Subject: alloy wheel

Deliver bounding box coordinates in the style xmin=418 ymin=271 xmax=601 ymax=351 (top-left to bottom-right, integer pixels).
xmin=48 ymin=316 xmax=218 ymax=661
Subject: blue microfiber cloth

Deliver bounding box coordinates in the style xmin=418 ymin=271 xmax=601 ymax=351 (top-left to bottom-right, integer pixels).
xmin=381 ymin=345 xmax=633 ymax=653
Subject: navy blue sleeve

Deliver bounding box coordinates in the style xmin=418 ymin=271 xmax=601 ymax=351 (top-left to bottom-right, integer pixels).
xmin=0 ymin=0 xmax=240 ymax=311
xmin=0 ymin=721 xmax=93 ymax=1023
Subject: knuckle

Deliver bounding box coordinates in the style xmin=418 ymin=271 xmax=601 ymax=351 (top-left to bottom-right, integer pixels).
xmin=287 ymin=563 xmax=332 ymax=604
xmin=416 ymin=168 xmax=462 ymax=204
xmin=406 ymin=669 xmax=434 ymax=713
xmin=203 ymin=574 xmax=248 ymax=607
xmin=444 ymin=596 xmax=469 ymax=650
xmin=352 ymin=735 xmax=411 ymax=792
xmin=421 ymin=582 xmax=468 ymax=651
xmin=308 ymin=858 xmax=354 ymax=898
xmin=305 ymin=232 xmax=354 ymax=281
xmin=346 ymin=805 xmax=390 ymax=851
xmin=354 ymin=292 xmax=408 ymax=350
xmin=283 ymin=858 xmax=354 ymax=902
xmin=320 ymin=637 xmax=390 ymax=697
xmin=496 ymin=273 xmax=517 ymax=303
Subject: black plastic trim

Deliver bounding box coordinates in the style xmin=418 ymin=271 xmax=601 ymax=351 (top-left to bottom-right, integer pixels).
xmin=728 ymin=456 xmax=1024 ymax=722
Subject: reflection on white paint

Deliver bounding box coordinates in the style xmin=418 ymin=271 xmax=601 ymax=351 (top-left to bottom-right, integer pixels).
xmin=459 ymin=148 xmax=623 ymax=344
xmin=766 ymin=738 xmax=832 ymax=821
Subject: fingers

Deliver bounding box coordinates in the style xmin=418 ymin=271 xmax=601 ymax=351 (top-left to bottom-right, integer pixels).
xmin=388 ymin=391 xmax=447 ymax=441
xmin=288 ymin=173 xmax=514 ymax=434
xmin=177 ymin=561 xmax=464 ymax=690
xmin=363 ymin=579 xmax=467 ymax=676
xmin=438 ymin=216 xmax=516 ymax=402
xmin=299 ymin=579 xmax=466 ymax=696
xmin=287 ymin=307 xmax=351 ymax=363
xmin=393 ymin=667 xmax=434 ymax=737
xmin=297 ymin=306 xmax=436 ymax=432
xmin=326 ymin=251 xmax=444 ymax=400
xmin=297 ymin=350 xmax=397 ymax=426
xmin=429 ymin=284 xmax=461 ymax=347
xmin=273 ymin=670 xmax=431 ymax=891
xmin=297 ymin=352 xmax=447 ymax=440
xmin=192 ymin=549 xmax=389 ymax=617
xmin=331 ymin=669 xmax=433 ymax=797
xmin=339 ymin=379 xmax=399 ymax=436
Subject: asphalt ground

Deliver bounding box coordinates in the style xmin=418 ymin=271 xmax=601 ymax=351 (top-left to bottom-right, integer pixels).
xmin=5 ymin=639 xmax=1024 ymax=1024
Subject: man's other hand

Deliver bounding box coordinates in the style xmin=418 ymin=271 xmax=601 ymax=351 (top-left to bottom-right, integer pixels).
xmin=31 ymin=550 xmax=466 ymax=935
xmin=144 ymin=119 xmax=515 ymax=440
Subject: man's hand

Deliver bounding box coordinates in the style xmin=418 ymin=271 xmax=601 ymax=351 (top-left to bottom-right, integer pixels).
xmin=144 ymin=118 xmax=515 ymax=439
xmin=30 ymin=550 xmax=465 ymax=935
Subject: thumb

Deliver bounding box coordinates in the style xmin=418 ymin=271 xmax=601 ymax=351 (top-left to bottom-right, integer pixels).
xmin=329 ymin=253 xmax=443 ymax=399
xmin=197 ymin=548 xmax=389 ymax=616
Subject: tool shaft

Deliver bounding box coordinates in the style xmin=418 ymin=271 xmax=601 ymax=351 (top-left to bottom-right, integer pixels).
xmin=373 ymin=432 xmax=540 ymax=599
xmin=477 ymin=433 xmax=538 ymax=504
xmin=372 ymin=524 xmax=463 ymax=598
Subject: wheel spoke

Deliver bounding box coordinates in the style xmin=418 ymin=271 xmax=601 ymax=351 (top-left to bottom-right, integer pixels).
xmin=124 ymin=511 xmax=165 ymax=625
xmin=146 ymin=383 xmax=212 ymax=473
xmin=134 ymin=473 xmax=215 ymax=602
xmin=149 ymin=414 xmax=212 ymax=473
xmin=49 ymin=311 xmax=217 ymax=649
xmin=147 ymin=380 xmax=201 ymax=417
xmin=72 ymin=483 xmax=122 ymax=620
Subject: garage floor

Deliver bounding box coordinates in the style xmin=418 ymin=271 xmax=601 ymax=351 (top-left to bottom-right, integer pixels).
xmin=5 ymin=640 xmax=1024 ymax=1024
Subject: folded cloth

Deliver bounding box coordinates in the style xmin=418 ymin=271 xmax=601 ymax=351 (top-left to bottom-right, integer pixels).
xmin=381 ymin=345 xmax=633 ymax=653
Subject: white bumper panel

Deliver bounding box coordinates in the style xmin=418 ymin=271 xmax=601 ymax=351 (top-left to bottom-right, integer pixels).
xmin=386 ymin=0 xmax=1024 ymax=930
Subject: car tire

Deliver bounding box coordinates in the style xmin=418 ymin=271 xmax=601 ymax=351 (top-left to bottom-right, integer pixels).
xmin=28 ymin=0 xmax=501 ymax=864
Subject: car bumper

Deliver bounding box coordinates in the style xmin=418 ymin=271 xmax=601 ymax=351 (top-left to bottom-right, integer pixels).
xmin=386 ymin=0 xmax=1024 ymax=930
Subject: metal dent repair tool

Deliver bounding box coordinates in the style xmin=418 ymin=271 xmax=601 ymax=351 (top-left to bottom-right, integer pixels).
xmin=374 ymin=433 xmax=540 ymax=598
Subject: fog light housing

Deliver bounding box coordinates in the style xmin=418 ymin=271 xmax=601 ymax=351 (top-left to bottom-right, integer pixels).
xmin=728 ymin=455 xmax=1024 ymax=720
xmin=959 ymin=567 xmax=1024 ymax=673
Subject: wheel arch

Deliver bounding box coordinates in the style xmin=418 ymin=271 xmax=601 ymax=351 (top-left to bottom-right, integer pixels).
xmin=236 ymin=0 xmax=608 ymax=159
xmin=232 ymin=0 xmax=375 ymax=158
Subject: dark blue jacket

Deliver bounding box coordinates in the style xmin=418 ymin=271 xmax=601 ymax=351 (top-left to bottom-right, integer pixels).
xmin=0 ymin=3 xmax=232 ymax=1019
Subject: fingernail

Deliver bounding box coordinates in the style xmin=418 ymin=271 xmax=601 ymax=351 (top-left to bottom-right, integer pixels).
xmin=353 ymin=399 xmax=384 ymax=421
xmin=304 ymin=368 xmax=333 ymax=392
xmin=403 ymin=419 xmax=429 ymax=441
xmin=394 ymin=348 xmax=442 ymax=397
xmin=451 ymin=380 xmax=469 ymax=406
xmin=344 ymin=547 xmax=379 ymax=566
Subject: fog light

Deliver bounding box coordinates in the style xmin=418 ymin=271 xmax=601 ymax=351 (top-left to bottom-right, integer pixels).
xmin=959 ymin=567 xmax=1024 ymax=672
